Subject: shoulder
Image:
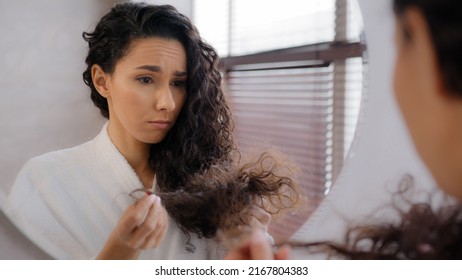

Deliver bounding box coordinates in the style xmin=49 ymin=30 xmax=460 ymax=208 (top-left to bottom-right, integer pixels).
xmin=5 ymin=135 xmax=102 ymax=217
xmin=21 ymin=139 xmax=97 ymax=184
xmin=7 ymin=134 xmax=101 ymax=202
xmin=4 ymin=139 xmax=101 ymax=260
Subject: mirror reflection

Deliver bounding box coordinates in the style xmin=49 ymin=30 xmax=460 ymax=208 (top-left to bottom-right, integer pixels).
xmin=194 ymin=0 xmax=367 ymax=241
xmin=0 ymin=0 xmax=367 ymax=259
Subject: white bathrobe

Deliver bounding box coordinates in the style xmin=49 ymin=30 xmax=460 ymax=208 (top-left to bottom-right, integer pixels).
xmin=3 ymin=123 xmax=223 ymax=259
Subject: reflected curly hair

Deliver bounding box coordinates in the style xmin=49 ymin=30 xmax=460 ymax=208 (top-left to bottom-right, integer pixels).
xmin=82 ymin=2 xmax=301 ymax=251
xmin=289 ymin=175 xmax=462 ymax=259
xmin=157 ymin=152 xmax=300 ymax=250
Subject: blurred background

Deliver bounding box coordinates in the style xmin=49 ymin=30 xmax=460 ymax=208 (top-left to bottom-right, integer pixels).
xmin=0 ymin=0 xmax=436 ymax=259
xmin=194 ymin=0 xmax=366 ymax=241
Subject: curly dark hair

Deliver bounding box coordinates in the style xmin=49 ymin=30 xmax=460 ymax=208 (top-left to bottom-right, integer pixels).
xmin=82 ymin=2 xmax=301 ymax=251
xmin=155 ymin=152 xmax=301 ymax=250
xmin=394 ymin=0 xmax=462 ymax=95
xmin=288 ymin=175 xmax=462 ymax=259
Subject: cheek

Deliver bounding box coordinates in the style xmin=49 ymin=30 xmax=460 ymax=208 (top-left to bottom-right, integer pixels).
xmin=112 ymin=85 xmax=148 ymax=118
xmin=393 ymin=46 xmax=422 ymax=122
xmin=393 ymin=54 xmax=434 ymax=163
xmin=124 ymin=92 xmax=147 ymax=109
xmin=393 ymin=33 xmax=415 ymax=121
xmin=393 ymin=55 xmax=422 ymax=143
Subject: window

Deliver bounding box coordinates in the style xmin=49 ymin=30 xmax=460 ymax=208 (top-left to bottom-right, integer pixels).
xmin=194 ymin=0 xmax=367 ymax=241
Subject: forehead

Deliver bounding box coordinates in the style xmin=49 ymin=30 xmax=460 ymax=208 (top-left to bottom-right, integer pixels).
xmin=117 ymin=37 xmax=187 ymax=68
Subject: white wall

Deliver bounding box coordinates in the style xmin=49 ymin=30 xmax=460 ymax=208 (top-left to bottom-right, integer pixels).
xmin=291 ymin=0 xmax=437 ymax=254
xmin=0 ymin=0 xmax=118 ymax=259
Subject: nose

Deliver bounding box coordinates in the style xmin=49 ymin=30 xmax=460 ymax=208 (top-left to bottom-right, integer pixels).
xmin=155 ymin=84 xmax=176 ymax=112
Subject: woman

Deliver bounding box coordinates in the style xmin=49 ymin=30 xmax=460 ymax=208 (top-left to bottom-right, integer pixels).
xmin=4 ymin=3 xmax=299 ymax=260
xmin=226 ymin=0 xmax=462 ymax=259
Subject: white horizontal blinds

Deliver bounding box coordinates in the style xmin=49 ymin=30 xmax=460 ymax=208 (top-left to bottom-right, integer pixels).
xmin=228 ymin=65 xmax=334 ymax=241
xmin=343 ymin=58 xmax=364 ymax=158
xmin=230 ymin=0 xmax=335 ymax=56
xmin=193 ymin=0 xmax=363 ymax=56
xmin=335 ymin=0 xmax=364 ymax=43
xmin=329 ymin=0 xmax=364 ymax=184
xmin=193 ymin=0 xmax=337 ymax=57
xmin=329 ymin=58 xmax=364 ymax=186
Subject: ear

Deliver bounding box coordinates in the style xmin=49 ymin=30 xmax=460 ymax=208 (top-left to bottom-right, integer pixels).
xmin=91 ymin=64 xmax=111 ymax=98
xmin=404 ymin=8 xmax=446 ymax=96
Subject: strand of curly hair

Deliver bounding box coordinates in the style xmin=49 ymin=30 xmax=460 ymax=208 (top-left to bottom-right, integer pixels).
xmin=283 ymin=175 xmax=462 ymax=259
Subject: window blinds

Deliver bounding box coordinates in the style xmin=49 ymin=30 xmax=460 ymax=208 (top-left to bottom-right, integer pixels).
xmin=227 ymin=57 xmax=364 ymax=240
xmin=194 ymin=0 xmax=366 ymax=241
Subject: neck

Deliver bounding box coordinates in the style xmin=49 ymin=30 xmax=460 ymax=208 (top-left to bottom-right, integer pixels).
xmin=107 ymin=121 xmax=154 ymax=189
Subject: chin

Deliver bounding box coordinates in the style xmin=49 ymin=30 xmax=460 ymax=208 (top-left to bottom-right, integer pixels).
xmin=142 ymin=135 xmax=167 ymax=144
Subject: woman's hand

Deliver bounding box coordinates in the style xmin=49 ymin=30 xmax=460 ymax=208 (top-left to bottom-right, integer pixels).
xmin=224 ymin=230 xmax=291 ymax=260
xmin=219 ymin=197 xmax=272 ymax=251
xmin=96 ymin=194 xmax=169 ymax=259
xmin=247 ymin=199 xmax=272 ymax=231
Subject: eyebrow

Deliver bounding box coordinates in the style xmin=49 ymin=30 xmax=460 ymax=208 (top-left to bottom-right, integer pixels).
xmin=136 ymin=65 xmax=187 ymax=77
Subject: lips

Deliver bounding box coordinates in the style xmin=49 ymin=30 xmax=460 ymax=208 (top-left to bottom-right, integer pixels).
xmin=148 ymin=120 xmax=171 ymax=129
xmin=149 ymin=120 xmax=171 ymax=124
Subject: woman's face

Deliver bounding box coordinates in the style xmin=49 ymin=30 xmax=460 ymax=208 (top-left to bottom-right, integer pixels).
xmin=98 ymin=37 xmax=187 ymax=145
xmin=393 ymin=9 xmax=462 ymax=199
xmin=393 ymin=13 xmax=434 ymax=161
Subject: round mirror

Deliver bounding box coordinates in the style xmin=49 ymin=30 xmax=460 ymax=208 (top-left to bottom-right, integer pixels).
xmin=0 ymin=0 xmax=367 ymax=258
xmin=194 ymin=0 xmax=368 ymax=242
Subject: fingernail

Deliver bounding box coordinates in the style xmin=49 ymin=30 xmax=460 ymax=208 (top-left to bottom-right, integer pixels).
xmin=148 ymin=194 xmax=157 ymax=203
xmin=251 ymin=230 xmax=263 ymax=242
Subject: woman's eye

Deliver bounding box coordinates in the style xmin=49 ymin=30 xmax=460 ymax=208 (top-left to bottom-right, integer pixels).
xmin=137 ymin=77 xmax=153 ymax=84
xmin=171 ymin=80 xmax=186 ymax=88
